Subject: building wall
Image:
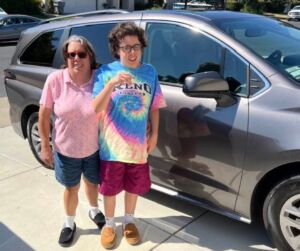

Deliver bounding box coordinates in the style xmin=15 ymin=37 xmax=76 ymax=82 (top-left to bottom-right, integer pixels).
xmin=43 ymin=0 xmax=137 ymax=14
xmin=63 ymin=0 xmax=97 ymax=13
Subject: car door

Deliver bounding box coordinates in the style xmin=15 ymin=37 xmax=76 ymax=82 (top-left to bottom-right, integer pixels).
xmin=5 ymin=17 xmax=23 ymax=39
xmin=142 ymin=21 xmax=249 ymax=211
xmin=0 ymin=17 xmax=16 ymax=40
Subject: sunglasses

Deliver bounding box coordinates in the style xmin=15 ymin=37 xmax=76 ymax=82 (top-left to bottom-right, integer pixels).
xmin=119 ymin=44 xmax=142 ymax=53
xmin=67 ymin=51 xmax=88 ymax=59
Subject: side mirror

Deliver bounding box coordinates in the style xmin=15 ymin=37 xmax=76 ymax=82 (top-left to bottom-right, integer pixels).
xmin=183 ymin=71 xmax=236 ymax=107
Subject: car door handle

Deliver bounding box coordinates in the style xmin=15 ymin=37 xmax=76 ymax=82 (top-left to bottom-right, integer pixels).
xmin=4 ymin=70 xmax=16 ymax=80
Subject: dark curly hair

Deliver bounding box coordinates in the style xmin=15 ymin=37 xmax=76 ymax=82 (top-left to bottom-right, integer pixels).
xmin=109 ymin=22 xmax=147 ymax=59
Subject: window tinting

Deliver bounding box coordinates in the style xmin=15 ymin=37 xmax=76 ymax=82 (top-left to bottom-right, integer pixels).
xmin=70 ymin=23 xmax=116 ymax=65
xmin=216 ymin=17 xmax=300 ymax=84
xmin=224 ymin=50 xmax=248 ymax=96
xmin=249 ymin=68 xmax=266 ymax=96
xmin=144 ymin=23 xmax=222 ymax=84
xmin=20 ymin=29 xmax=63 ymax=67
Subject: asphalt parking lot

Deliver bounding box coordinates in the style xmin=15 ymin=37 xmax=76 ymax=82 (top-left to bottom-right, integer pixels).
xmin=0 ymin=42 xmax=278 ymax=250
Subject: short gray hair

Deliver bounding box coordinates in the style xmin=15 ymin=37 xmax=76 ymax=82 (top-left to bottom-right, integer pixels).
xmin=62 ymin=35 xmax=99 ymax=69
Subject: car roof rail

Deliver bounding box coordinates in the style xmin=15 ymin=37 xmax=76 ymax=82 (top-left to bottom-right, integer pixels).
xmin=39 ymin=9 xmax=129 ymax=24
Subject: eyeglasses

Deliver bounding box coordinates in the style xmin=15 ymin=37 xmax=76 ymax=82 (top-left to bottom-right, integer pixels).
xmin=119 ymin=44 xmax=142 ymax=53
xmin=67 ymin=51 xmax=88 ymax=59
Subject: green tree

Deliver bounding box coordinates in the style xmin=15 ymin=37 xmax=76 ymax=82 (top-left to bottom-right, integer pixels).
xmin=0 ymin=0 xmax=42 ymax=15
xmin=241 ymin=0 xmax=263 ymax=14
xmin=262 ymin=0 xmax=286 ymax=13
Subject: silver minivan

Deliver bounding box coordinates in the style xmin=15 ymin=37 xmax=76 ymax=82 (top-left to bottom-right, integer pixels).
xmin=4 ymin=10 xmax=300 ymax=251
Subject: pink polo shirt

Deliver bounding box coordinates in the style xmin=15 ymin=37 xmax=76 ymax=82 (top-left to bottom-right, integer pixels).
xmin=40 ymin=68 xmax=99 ymax=158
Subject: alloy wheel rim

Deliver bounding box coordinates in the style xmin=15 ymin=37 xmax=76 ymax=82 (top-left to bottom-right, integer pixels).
xmin=31 ymin=121 xmax=52 ymax=158
xmin=280 ymin=194 xmax=300 ymax=250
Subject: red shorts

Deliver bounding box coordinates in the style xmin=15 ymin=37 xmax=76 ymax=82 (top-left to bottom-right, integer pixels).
xmin=99 ymin=160 xmax=151 ymax=196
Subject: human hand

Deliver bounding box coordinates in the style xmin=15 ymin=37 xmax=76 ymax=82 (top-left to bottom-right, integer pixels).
xmin=109 ymin=72 xmax=133 ymax=87
xmin=41 ymin=146 xmax=53 ymax=168
xmin=147 ymin=132 xmax=158 ymax=154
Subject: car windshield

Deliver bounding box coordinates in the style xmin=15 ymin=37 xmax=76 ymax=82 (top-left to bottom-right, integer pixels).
xmin=293 ymin=6 xmax=300 ymax=10
xmin=214 ymin=17 xmax=300 ymax=83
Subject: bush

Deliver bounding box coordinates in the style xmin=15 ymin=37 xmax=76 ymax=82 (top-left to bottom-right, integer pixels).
xmin=135 ymin=0 xmax=163 ymax=10
xmin=226 ymin=2 xmax=244 ymax=11
xmin=241 ymin=0 xmax=263 ymax=14
xmin=262 ymin=0 xmax=286 ymax=13
xmin=47 ymin=0 xmax=55 ymax=13
xmin=1 ymin=0 xmax=43 ymax=15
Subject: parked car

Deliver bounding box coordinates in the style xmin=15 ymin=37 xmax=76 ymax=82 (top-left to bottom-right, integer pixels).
xmin=4 ymin=10 xmax=300 ymax=251
xmin=288 ymin=5 xmax=300 ymax=21
xmin=172 ymin=1 xmax=213 ymax=10
xmin=0 ymin=14 xmax=40 ymax=43
xmin=0 ymin=7 xmax=7 ymax=17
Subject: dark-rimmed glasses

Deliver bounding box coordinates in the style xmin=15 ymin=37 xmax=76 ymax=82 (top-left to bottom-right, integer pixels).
xmin=67 ymin=51 xmax=88 ymax=59
xmin=119 ymin=44 xmax=142 ymax=53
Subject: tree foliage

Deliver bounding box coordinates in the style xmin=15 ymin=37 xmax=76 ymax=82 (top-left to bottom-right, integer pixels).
xmin=241 ymin=0 xmax=263 ymax=14
xmin=0 ymin=0 xmax=43 ymax=15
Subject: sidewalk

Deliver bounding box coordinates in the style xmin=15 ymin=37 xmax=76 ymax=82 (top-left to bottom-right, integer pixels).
xmin=264 ymin=12 xmax=288 ymax=20
xmin=0 ymin=125 xmax=276 ymax=251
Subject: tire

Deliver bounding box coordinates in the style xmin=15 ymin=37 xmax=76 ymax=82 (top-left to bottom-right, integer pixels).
xmin=27 ymin=112 xmax=53 ymax=169
xmin=263 ymin=176 xmax=300 ymax=251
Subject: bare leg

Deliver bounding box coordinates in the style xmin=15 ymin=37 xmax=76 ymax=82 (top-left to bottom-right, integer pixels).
xmin=64 ymin=184 xmax=80 ymax=216
xmin=124 ymin=191 xmax=138 ymax=214
xmin=104 ymin=195 xmax=116 ymax=217
xmin=83 ymin=177 xmax=98 ymax=207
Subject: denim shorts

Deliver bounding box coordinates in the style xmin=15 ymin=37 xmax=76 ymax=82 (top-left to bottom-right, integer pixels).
xmin=54 ymin=151 xmax=100 ymax=188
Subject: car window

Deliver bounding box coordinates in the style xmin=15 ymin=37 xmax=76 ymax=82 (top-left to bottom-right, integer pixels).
xmin=144 ymin=23 xmax=222 ymax=84
xmin=20 ymin=29 xmax=63 ymax=67
xmin=24 ymin=18 xmax=36 ymax=23
xmin=224 ymin=50 xmax=249 ymax=96
xmin=249 ymin=67 xmax=267 ymax=96
xmin=70 ymin=23 xmax=116 ymax=65
xmin=216 ymin=17 xmax=300 ymax=84
xmin=18 ymin=18 xmax=26 ymax=23
xmin=3 ymin=18 xmax=14 ymax=25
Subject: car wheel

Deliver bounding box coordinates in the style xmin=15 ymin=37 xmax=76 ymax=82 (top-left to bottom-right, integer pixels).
xmin=27 ymin=112 xmax=53 ymax=169
xmin=263 ymin=176 xmax=300 ymax=251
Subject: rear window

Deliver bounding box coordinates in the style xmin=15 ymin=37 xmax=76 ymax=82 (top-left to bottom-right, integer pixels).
xmin=20 ymin=29 xmax=63 ymax=67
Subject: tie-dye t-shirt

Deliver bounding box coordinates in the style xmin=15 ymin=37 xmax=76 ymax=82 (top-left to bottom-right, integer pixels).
xmin=93 ymin=61 xmax=166 ymax=164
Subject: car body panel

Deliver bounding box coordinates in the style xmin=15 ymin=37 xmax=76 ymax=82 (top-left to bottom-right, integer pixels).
xmin=236 ymin=72 xmax=300 ymax=217
xmin=288 ymin=5 xmax=300 ymax=20
xmin=0 ymin=15 xmax=41 ymax=42
xmin=150 ymin=83 xmax=248 ymax=212
xmin=5 ymin=64 xmax=55 ymax=137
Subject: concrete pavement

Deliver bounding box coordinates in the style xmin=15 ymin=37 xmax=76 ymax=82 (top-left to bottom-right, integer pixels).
xmin=0 ymin=124 xmax=276 ymax=250
xmin=0 ymin=97 xmax=10 ymax=128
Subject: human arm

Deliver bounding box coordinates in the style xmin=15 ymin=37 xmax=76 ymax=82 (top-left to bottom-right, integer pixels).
xmin=147 ymin=70 xmax=167 ymax=154
xmin=92 ymin=72 xmax=133 ymax=113
xmin=147 ymin=109 xmax=159 ymax=154
xmin=38 ymin=105 xmax=53 ymax=167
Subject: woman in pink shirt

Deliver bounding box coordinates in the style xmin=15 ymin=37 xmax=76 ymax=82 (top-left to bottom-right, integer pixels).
xmin=38 ymin=35 xmax=105 ymax=247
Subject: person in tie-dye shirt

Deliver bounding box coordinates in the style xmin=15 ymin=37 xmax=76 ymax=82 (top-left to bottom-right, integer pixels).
xmin=92 ymin=22 xmax=166 ymax=249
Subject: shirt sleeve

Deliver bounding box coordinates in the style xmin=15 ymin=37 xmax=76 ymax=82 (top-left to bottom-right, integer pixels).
xmin=39 ymin=73 xmax=54 ymax=109
xmin=93 ymin=67 xmax=105 ymax=98
xmin=150 ymin=73 xmax=167 ymax=111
